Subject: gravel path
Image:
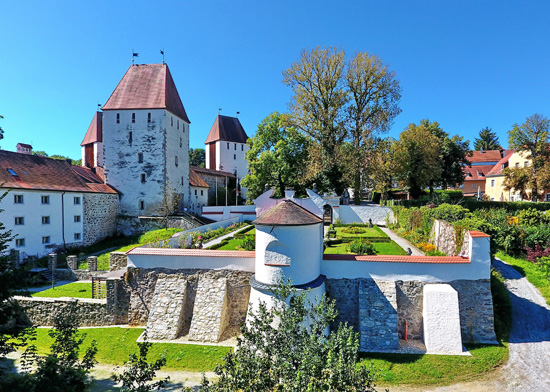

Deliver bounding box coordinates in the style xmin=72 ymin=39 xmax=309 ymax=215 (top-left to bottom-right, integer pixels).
xmin=379 ymin=227 xmax=424 ymax=256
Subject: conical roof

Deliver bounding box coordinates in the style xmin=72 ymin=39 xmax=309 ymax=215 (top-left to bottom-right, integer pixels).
xmin=102 ymin=63 xmax=190 ymax=123
xmin=205 ymin=115 xmax=248 ymax=144
xmin=253 ymin=200 xmax=322 ymax=226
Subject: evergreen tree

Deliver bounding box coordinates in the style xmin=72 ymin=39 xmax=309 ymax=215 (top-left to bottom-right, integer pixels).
xmin=474 ymin=127 xmax=500 ymax=151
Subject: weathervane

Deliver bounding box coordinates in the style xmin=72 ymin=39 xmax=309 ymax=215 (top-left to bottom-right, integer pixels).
xmin=132 ymin=49 xmax=139 ymax=63
xmin=218 ymin=108 xmax=222 ymax=114
xmin=160 ymin=48 xmax=165 ymax=63
xmin=236 ymin=111 xmax=240 ymax=117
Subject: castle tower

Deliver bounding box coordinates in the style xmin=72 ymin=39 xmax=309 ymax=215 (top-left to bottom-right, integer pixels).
xmin=248 ymin=200 xmax=326 ymax=314
xmin=100 ymin=63 xmax=191 ymax=217
xmin=204 ymin=115 xmax=249 ymax=197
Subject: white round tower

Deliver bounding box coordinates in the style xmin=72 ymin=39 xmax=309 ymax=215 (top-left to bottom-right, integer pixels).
xmin=248 ymin=200 xmax=326 ymax=315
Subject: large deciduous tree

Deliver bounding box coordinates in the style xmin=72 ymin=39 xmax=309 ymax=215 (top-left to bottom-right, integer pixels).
xmin=507 ymin=113 xmax=550 ymax=201
xmin=241 ymin=112 xmax=309 ymax=200
xmin=367 ymin=137 xmax=397 ymax=200
xmin=344 ymin=52 xmax=402 ymax=204
xmin=189 ymin=148 xmax=205 ymax=168
xmin=283 ymin=47 xmax=349 ymax=195
xmin=393 ymin=122 xmax=441 ymax=199
xmin=474 ymin=127 xmax=500 ymax=151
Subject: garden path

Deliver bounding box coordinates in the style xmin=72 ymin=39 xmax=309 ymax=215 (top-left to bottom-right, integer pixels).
xmin=379 ymin=228 xmax=424 ymax=256
xmin=393 ymin=257 xmax=550 ymax=392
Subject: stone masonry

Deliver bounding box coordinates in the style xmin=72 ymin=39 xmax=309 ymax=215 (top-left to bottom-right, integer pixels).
xmin=83 ymin=193 xmax=118 ymax=246
xmin=359 ymin=280 xmax=398 ymax=350
xmin=188 ymin=277 xmax=230 ymax=342
xmin=145 ymin=275 xmax=189 ymax=340
xmin=109 ymin=252 xmax=128 ymax=271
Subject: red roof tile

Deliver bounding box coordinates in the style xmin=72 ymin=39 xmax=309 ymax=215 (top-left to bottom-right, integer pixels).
xmin=469 ymin=150 xmax=504 ymax=163
xmin=189 ymin=168 xmax=210 ymax=188
xmin=487 ymin=149 xmax=515 ymax=176
xmin=0 ymin=150 xmax=116 ymax=194
xmin=254 ymin=199 xmax=322 ymax=226
xmin=469 ymin=230 xmax=490 ymax=238
xmin=102 ymin=63 xmax=190 ymax=123
xmin=81 ymin=111 xmax=103 ymax=146
xmin=323 ymin=255 xmax=470 ymax=264
xmin=190 ymin=165 xmax=235 ymax=178
xmin=205 ymin=115 xmax=248 ymax=144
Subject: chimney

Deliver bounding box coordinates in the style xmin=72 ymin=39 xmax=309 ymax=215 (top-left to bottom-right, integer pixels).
xmin=16 ymin=143 xmax=32 ymax=155
xmin=65 ymin=158 xmax=72 ymax=165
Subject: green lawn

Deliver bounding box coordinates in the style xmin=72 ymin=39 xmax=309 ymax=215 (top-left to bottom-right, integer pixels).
xmin=217 ymin=238 xmax=247 ymax=250
xmin=31 ymin=282 xmax=92 ymax=298
xmin=496 ymin=251 xmax=550 ymax=305
xmin=365 ymin=344 xmax=507 ymax=386
xmin=324 ymin=240 xmax=406 ymax=255
xmin=334 ymin=225 xmax=387 ymax=238
xmin=29 ymin=327 xmax=231 ymax=372
xmin=78 ymin=228 xmax=182 ymax=270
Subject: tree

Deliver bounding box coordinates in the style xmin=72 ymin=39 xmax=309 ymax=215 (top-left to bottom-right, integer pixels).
xmin=283 ymin=47 xmax=348 ymax=194
xmin=503 ymin=167 xmax=531 ymax=200
xmin=199 ymin=282 xmax=379 ymax=392
xmin=367 ymin=137 xmax=397 ymax=200
xmin=344 ymin=52 xmax=402 ymax=204
xmin=0 ymin=114 xmax=4 ymax=142
xmin=474 ymin=127 xmax=500 ymax=151
xmin=393 ymin=122 xmax=441 ymax=199
xmin=508 ymin=113 xmax=550 ymax=201
xmin=33 ymin=151 xmax=82 ymax=166
xmin=241 ymin=112 xmax=309 ymax=199
xmin=112 ymin=340 xmax=169 ymax=392
xmin=189 ymin=148 xmax=205 ymax=168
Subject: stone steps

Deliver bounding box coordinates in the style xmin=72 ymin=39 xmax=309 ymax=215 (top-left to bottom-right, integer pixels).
xmin=188 ymin=277 xmax=229 ymax=342
xmin=359 ymin=279 xmax=398 ymax=351
xmin=145 ymin=275 xmax=188 ymax=340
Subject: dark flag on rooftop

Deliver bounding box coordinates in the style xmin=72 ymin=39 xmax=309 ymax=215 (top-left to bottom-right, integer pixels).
xmin=132 ymin=52 xmax=139 ymax=57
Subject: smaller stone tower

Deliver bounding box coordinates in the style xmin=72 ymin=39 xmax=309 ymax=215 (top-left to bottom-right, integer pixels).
xmin=248 ymin=200 xmax=325 ymax=315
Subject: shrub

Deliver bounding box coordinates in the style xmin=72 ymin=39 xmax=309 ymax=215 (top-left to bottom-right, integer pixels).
xmin=525 ymin=244 xmax=550 ymax=264
xmin=341 ymin=226 xmax=366 ymax=234
xmin=348 ymin=239 xmax=376 ymax=255
xmin=523 ymin=225 xmax=550 ymax=249
xmin=517 ymin=208 xmax=548 ymax=226
xmin=238 ymin=236 xmax=255 ymax=251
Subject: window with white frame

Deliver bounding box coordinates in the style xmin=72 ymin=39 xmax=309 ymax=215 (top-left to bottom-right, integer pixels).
xmin=14 ymin=194 xmax=23 ymax=204
xmin=14 ymin=217 xmax=24 ymax=225
xmin=41 ymin=195 xmax=50 ymax=204
xmin=74 ymin=197 xmax=81 ymax=205
xmin=42 ymin=236 xmax=50 ymax=244
xmin=74 ymin=233 xmax=81 ymax=241
xmin=15 ymin=238 xmax=25 ymax=247
xmin=42 ymin=216 xmax=50 ymax=224
xmin=491 ymin=179 xmax=495 ymax=187
xmin=74 ymin=215 xmax=81 ymax=223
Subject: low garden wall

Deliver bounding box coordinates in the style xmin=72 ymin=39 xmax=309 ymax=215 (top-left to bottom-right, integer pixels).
xmin=336 ymin=205 xmax=393 ymax=226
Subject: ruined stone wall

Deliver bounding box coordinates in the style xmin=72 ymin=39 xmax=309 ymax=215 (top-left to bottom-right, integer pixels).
xmin=15 ymin=297 xmax=116 ymax=326
xmin=125 ymin=267 xmax=252 ymax=330
xmin=327 ymin=277 xmax=496 ymax=350
xmin=117 ymin=216 xmax=165 ymax=236
xmin=110 ymin=252 xmax=128 ymax=271
xmin=197 ymin=173 xmax=229 ymax=201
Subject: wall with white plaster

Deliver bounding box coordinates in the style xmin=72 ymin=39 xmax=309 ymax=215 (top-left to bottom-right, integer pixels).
xmin=127 ymin=251 xmax=254 ymax=271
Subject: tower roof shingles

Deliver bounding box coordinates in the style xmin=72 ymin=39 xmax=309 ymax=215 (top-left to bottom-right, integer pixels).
xmin=253 ymin=200 xmax=322 ymax=226
xmin=102 ymin=63 xmax=190 ymax=123
xmin=81 ymin=111 xmax=103 ymax=146
xmin=205 ymin=115 xmax=248 ymax=144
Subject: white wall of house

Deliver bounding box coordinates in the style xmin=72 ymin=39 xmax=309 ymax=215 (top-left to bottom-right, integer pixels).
xmin=103 ymin=109 xmax=190 ymax=217
xmin=201 ymin=205 xmax=256 ymax=221
xmin=190 ymin=186 xmax=208 ymax=213
xmin=2 ymin=189 xmax=84 ymax=259
xmin=215 ymin=140 xmax=249 ymax=177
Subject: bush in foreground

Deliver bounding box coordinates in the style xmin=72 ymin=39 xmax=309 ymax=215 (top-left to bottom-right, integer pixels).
xmin=198 ymin=282 xmax=380 ymax=392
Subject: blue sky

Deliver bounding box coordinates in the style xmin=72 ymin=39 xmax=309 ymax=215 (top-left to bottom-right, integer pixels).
xmin=1 ymin=1 xmax=549 ymax=160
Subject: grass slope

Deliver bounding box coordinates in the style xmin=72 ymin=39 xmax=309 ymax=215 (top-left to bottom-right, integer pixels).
xmin=31 ymin=282 xmax=92 ymax=298
xmin=31 ymin=328 xmax=231 ymax=372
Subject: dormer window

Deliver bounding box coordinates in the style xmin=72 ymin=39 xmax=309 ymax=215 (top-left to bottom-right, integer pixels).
xmin=501 ymin=164 xmax=505 ymax=170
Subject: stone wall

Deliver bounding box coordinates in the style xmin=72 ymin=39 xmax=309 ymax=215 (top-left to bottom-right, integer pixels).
xmin=197 ymin=172 xmax=230 ymax=201
xmin=125 ymin=267 xmax=252 ymax=332
xmin=188 ymin=277 xmax=230 ymax=342
xmin=117 ymin=216 xmax=165 ymax=236
xmin=83 ymin=193 xmax=118 ymax=246
xmin=430 ymin=219 xmax=470 ymax=257
xmin=49 ymin=268 xmax=106 ymax=281
xmin=337 ymin=206 xmax=393 ymax=226
xmin=359 ymin=280 xmax=398 ymax=350
xmin=15 ymin=297 xmax=115 ymax=326
xmin=327 ymin=277 xmax=496 ymax=350
xmin=110 ymin=252 xmax=128 ymax=271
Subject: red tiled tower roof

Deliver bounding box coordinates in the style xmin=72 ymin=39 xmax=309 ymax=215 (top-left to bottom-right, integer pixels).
xmin=81 ymin=111 xmax=103 ymax=146
xmin=205 ymin=115 xmax=248 ymax=144
xmin=189 ymin=168 xmax=210 ymax=188
xmin=102 ymin=63 xmax=190 ymax=123
xmin=253 ymin=199 xmax=322 ymax=226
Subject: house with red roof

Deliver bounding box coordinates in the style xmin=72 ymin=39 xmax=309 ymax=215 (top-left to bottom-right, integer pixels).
xmin=0 ymin=149 xmax=117 ymax=260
